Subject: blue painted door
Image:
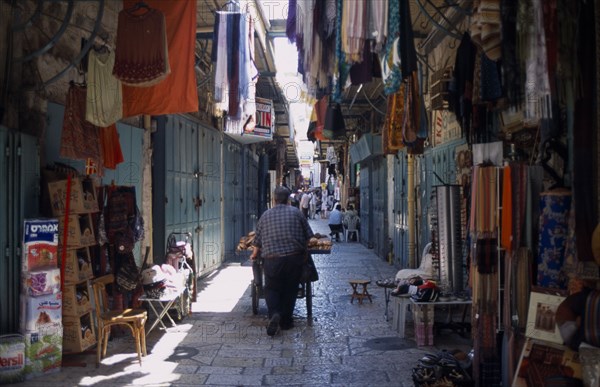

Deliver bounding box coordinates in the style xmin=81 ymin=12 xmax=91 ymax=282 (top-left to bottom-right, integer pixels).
xmin=371 ymin=156 xmax=388 ymax=258
xmin=222 ymin=138 xmax=245 ymax=260
xmin=392 ymin=151 xmax=409 ymax=268
xmin=196 ymin=124 xmax=223 ymax=274
xmin=0 ymin=127 xmax=39 ymax=334
xmin=359 ymin=163 xmax=370 ymax=247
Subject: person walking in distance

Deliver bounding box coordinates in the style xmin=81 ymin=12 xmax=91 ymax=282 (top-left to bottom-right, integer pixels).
xmin=250 ymin=186 xmax=315 ymax=336
xmin=300 ymin=189 xmax=311 ymax=218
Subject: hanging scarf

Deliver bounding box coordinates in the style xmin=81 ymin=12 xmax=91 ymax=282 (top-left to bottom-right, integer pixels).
xmin=521 ymin=0 xmax=552 ymax=131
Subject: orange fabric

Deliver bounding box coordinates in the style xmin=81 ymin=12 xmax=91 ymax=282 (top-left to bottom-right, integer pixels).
xmin=314 ymin=96 xmax=329 ymax=141
xmin=501 ymin=165 xmax=513 ymax=252
xmin=122 ymin=0 xmax=198 ymax=117
xmin=101 ymin=124 xmax=124 ymax=169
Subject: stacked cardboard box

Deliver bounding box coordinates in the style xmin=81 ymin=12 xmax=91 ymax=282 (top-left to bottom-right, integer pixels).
xmin=19 ymin=219 xmax=63 ymax=380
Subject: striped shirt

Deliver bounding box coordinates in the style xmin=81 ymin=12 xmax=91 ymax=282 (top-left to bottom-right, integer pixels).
xmin=253 ymin=204 xmax=314 ymax=258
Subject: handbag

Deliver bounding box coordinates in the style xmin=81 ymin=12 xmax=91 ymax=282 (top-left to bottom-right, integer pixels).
xmin=115 ymin=252 xmax=140 ymax=292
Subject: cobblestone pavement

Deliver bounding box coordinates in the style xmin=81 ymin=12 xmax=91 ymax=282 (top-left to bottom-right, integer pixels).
xmin=12 ymin=218 xmax=471 ymax=387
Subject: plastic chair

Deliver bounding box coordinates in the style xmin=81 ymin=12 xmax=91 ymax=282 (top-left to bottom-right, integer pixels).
xmin=344 ymin=215 xmax=360 ymax=242
xmin=91 ymin=274 xmax=148 ymax=366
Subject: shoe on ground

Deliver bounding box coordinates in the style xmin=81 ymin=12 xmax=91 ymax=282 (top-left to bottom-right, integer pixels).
xmin=267 ymin=313 xmax=281 ymax=336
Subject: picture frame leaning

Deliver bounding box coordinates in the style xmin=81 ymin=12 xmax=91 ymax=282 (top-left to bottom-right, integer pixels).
xmin=525 ymin=290 xmax=566 ymax=345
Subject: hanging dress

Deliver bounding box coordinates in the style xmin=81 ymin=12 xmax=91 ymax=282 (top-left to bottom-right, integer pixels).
xmin=113 ymin=7 xmax=170 ymax=86
xmin=86 ymin=50 xmax=122 ymax=127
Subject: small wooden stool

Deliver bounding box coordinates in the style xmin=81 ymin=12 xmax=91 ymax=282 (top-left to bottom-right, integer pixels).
xmin=349 ymin=280 xmax=372 ymax=304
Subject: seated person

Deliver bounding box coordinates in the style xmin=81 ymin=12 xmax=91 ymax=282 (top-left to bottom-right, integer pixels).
xmin=328 ymin=204 xmax=343 ymax=241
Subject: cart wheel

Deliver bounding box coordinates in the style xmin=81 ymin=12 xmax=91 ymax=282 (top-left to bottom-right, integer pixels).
xmin=251 ymin=280 xmax=259 ymax=315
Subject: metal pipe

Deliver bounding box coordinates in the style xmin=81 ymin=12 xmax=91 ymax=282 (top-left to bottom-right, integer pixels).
xmin=407 ymin=154 xmax=416 ymax=267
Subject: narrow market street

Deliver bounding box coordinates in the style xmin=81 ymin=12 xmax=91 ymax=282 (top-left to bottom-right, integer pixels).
xmin=11 ymin=218 xmax=471 ymax=387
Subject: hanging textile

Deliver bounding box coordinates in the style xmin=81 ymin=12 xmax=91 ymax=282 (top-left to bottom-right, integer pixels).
xmin=122 ymin=0 xmax=198 ymax=117
xmin=398 ymin=0 xmax=417 ymax=79
xmin=341 ymin=0 xmax=367 ymax=63
xmin=536 ymin=189 xmax=571 ymax=289
xmin=368 ymin=0 xmax=387 ymax=52
xmin=86 ymin=50 xmax=122 ymax=127
xmin=100 ymin=124 xmax=124 ymax=170
xmin=520 ymin=0 xmax=552 ymax=133
xmin=286 ymin=0 xmax=297 ymax=43
xmin=212 ymin=8 xmax=258 ymax=134
xmin=60 ymin=83 xmax=104 ymax=175
xmin=500 ymin=165 xmax=513 ymax=252
xmin=113 ymin=5 xmax=170 ymax=86
xmin=470 ymin=166 xmax=498 ymax=235
xmin=382 ymin=88 xmax=405 ymax=154
xmin=500 ymin=0 xmax=522 ymax=107
xmin=449 ymin=32 xmax=476 ymax=137
xmin=381 ymin=0 xmax=402 ymax=96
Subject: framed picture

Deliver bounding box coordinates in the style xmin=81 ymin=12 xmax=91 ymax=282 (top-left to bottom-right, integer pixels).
xmin=525 ymin=290 xmax=566 ymax=344
xmin=513 ymin=338 xmax=582 ymax=387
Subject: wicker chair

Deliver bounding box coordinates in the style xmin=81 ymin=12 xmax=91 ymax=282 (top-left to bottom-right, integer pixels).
xmin=91 ymin=274 xmax=148 ymax=366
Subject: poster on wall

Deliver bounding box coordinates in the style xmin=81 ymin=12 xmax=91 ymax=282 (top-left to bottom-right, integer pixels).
xmin=432 ymin=110 xmax=461 ymax=147
xmin=245 ymin=97 xmax=273 ymax=139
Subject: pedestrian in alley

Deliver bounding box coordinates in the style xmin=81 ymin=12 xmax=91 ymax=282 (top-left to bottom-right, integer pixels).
xmin=250 ymin=186 xmax=315 ymax=336
xmin=328 ymin=203 xmax=344 ymax=241
xmin=300 ymin=189 xmax=311 ymax=218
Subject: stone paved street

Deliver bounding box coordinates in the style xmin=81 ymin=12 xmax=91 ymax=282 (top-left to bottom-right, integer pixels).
xmin=11 ymin=218 xmax=471 ymax=386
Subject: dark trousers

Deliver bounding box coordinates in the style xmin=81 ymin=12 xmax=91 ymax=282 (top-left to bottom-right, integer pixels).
xmin=263 ymin=254 xmax=303 ymax=325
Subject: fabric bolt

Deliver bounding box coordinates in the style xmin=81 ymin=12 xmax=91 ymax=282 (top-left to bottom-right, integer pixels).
xmin=332 ymin=0 xmax=349 ymax=102
xmin=536 ymin=190 xmax=571 ymax=289
xmin=122 ymin=0 xmax=197 ymax=117
xmin=113 ymin=7 xmax=169 ymax=86
xmin=500 ymin=165 xmax=512 ymax=252
xmin=471 ymin=0 xmax=502 ymax=61
xmin=60 ymin=83 xmax=104 ymax=174
xmin=252 ymin=204 xmax=314 ymax=259
xmin=86 ymin=50 xmax=122 ymax=127
xmin=525 ymin=165 xmax=544 ymax=252
xmin=381 ymin=0 xmax=401 ymax=96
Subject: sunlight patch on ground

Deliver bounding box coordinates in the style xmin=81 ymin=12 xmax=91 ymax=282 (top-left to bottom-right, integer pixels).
xmin=194 ymin=266 xmax=253 ymax=313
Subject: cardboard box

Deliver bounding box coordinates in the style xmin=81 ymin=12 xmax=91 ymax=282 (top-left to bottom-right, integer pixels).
xmin=23 ymin=323 xmax=62 ymax=380
xmin=58 ymin=213 xmax=96 ymax=247
xmin=63 ymin=313 xmax=96 ymax=353
xmin=60 ymin=247 xmax=94 ymax=284
xmin=47 ymin=178 xmax=98 ymax=216
xmin=62 ymin=281 xmax=92 ymax=317
xmin=21 ymin=268 xmax=61 ymax=297
xmin=22 ymin=219 xmax=59 ymax=272
xmin=0 ymin=334 xmax=25 ymax=384
xmin=19 ymin=293 xmax=62 ymax=333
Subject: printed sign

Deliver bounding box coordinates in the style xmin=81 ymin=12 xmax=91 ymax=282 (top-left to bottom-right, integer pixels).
xmin=246 ymin=97 xmax=273 ymax=139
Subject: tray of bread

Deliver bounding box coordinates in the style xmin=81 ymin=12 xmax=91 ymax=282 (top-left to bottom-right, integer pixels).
xmin=307 ymin=233 xmax=332 ymax=254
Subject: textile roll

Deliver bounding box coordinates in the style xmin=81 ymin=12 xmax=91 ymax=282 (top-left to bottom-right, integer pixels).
xmin=536 ymin=190 xmax=572 ymax=289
